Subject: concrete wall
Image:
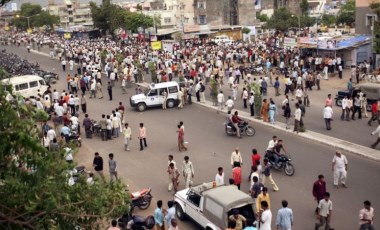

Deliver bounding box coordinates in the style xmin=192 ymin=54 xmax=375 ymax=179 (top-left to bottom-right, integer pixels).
xmin=355 ymin=0 xmax=374 ymax=35
xmin=238 ymin=0 xmax=256 ymax=25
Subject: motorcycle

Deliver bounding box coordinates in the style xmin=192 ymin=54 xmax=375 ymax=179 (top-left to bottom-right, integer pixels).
xmin=65 ymin=131 xmax=82 ymax=147
xmin=224 ymin=120 xmax=256 ymax=137
xmin=264 ymin=151 xmax=295 ymax=176
xmin=118 ymin=212 xmax=155 ymax=230
xmin=129 ymin=187 xmax=153 ymax=211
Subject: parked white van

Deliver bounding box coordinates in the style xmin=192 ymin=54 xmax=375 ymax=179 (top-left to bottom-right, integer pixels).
xmin=1 ymin=75 xmax=48 ymax=98
xmin=212 ymin=35 xmax=233 ymax=45
xmin=130 ymin=81 xmax=180 ymax=112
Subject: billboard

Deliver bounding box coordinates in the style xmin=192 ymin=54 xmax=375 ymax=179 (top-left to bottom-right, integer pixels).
xmin=151 ymin=41 xmax=162 ymax=50
xmin=283 ymin=37 xmax=297 ymax=47
xmin=4 ymin=3 xmax=17 ymax=12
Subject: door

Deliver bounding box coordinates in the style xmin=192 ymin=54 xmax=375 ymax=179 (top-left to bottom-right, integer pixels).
xmin=185 ymin=192 xmax=202 ymax=224
xmin=146 ymin=89 xmax=159 ymax=106
xmin=158 ymin=88 xmax=167 ymax=105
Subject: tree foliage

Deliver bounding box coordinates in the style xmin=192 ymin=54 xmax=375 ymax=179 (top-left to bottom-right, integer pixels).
xmin=336 ymin=0 xmax=355 ymax=27
xmin=370 ymin=2 xmax=380 ymax=54
xmin=0 ymin=86 xmax=129 ymax=229
xmin=266 ymin=8 xmax=315 ymax=31
xmin=90 ymin=0 xmax=157 ymax=36
xmin=299 ymin=0 xmax=309 ymax=15
xmin=320 ymin=14 xmax=336 ymax=26
xmin=256 ymin=13 xmax=269 ymax=22
xmin=11 ymin=3 xmax=59 ymax=29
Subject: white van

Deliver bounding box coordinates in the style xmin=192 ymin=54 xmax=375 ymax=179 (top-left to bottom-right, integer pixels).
xmin=1 ymin=75 xmax=48 ymax=98
xmin=130 ymin=81 xmax=180 ymax=112
xmin=212 ymin=35 xmax=233 ymax=45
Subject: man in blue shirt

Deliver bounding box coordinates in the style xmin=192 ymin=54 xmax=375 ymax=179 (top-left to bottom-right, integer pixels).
xmin=276 ymin=200 xmax=293 ymax=230
xmin=60 ymin=125 xmax=71 ymax=142
xmin=154 ymin=200 xmax=165 ymax=230
xmin=165 ymin=200 xmax=175 ymax=228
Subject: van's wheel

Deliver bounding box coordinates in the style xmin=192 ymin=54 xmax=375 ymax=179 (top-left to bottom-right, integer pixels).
xmin=137 ymin=103 xmax=146 ymax=112
xmin=335 ymin=99 xmax=342 ymax=107
xmin=175 ymin=204 xmax=186 ymax=220
xmin=167 ymin=99 xmax=175 ymax=108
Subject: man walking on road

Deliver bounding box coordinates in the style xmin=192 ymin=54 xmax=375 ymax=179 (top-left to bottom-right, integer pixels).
xmin=276 ymin=200 xmax=293 ymax=230
xmin=323 ymin=105 xmax=333 ymax=130
xmin=182 ymin=156 xmax=194 ymax=188
xmin=262 ymin=159 xmax=279 ymax=191
xmin=107 ymin=81 xmax=113 ymax=101
xmin=293 ymin=103 xmax=301 ymax=133
xmin=123 ymin=123 xmax=132 ymax=151
xmin=359 ymin=200 xmax=375 ymax=230
xmin=138 ymin=123 xmax=147 ymax=151
xmin=231 ymin=147 xmax=243 ymax=167
xmin=108 ymin=153 xmax=118 ymax=182
xmin=315 ymin=192 xmax=332 ymax=230
xmin=368 ymin=100 xmax=378 ymax=126
xmin=259 ymin=200 xmax=272 ymax=230
xmin=217 ymin=90 xmax=225 ymax=113
xmin=332 ymin=151 xmax=348 ymax=189
xmin=312 ymin=175 xmax=326 ymax=214
xmin=93 ymin=152 xmax=105 ymax=181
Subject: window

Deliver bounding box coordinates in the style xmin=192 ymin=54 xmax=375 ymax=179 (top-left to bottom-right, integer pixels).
xmin=168 ymin=86 xmax=178 ymax=94
xmin=164 ymin=17 xmax=172 ymax=24
xmin=29 ymin=81 xmax=38 ymax=88
xmin=198 ymin=15 xmax=207 ymax=25
xmin=16 ymin=83 xmax=28 ymax=91
xmin=148 ymin=89 xmax=158 ymax=96
xmin=197 ymin=2 xmax=206 ymax=9
xmin=39 ymin=80 xmax=45 ymax=86
xmin=187 ymin=192 xmax=201 ymax=207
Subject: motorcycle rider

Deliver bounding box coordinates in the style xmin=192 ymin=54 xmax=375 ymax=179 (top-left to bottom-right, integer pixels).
xmin=272 ymin=140 xmax=288 ymax=167
xmin=231 ymin=111 xmax=243 ymax=138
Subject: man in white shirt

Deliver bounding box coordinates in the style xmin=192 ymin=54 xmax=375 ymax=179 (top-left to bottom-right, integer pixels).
xmin=370 ymin=123 xmax=380 ymax=149
xmin=225 ymin=96 xmax=234 ymax=114
xmin=230 ymin=147 xmax=243 ymax=167
xmin=217 ymin=90 xmax=225 ymax=113
xmin=294 ymin=103 xmax=302 ymax=133
xmin=340 ymin=96 xmax=348 ymax=120
xmin=332 ymin=151 xmax=348 ymax=188
xmin=323 ymin=105 xmax=333 ymax=130
xmin=215 ymin=167 xmax=225 ymax=185
xmin=266 ymin=136 xmax=278 ymax=152
xmin=259 ymin=200 xmax=272 ymax=230
xmin=47 ymin=128 xmax=56 ymax=142
xmin=359 ymin=200 xmax=375 ymax=230
xmin=315 ymin=192 xmax=332 ymax=230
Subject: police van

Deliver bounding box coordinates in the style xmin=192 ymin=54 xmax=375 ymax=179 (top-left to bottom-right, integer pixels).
xmin=130 ymin=81 xmax=180 ymax=112
xmin=1 ymin=75 xmax=48 ymax=98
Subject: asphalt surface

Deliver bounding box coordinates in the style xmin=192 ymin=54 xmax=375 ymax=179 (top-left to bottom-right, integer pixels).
xmin=2 ymin=44 xmax=380 ymax=230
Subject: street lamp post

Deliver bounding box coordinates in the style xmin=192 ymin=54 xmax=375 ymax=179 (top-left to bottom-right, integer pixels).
xmin=366 ymin=14 xmax=378 ymax=68
xmin=16 ymin=14 xmax=40 ymax=30
xmin=291 ymin=14 xmax=301 ymax=36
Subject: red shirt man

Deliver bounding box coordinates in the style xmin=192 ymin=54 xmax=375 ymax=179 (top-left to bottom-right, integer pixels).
xmin=232 ymin=165 xmax=242 ymax=190
xmin=251 ymin=149 xmax=261 ymax=167
xmin=312 ymin=174 xmax=326 ymax=203
xmin=371 ymin=102 xmax=378 ymax=114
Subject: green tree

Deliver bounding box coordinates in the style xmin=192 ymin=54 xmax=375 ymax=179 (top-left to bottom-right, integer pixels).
xmin=125 ymin=12 xmax=157 ymax=33
xmin=256 ymin=13 xmax=269 ymax=22
xmin=11 ymin=3 xmax=59 ymax=30
xmin=320 ymin=14 xmax=336 ymax=26
xmin=90 ymin=0 xmax=127 ymax=36
xmin=266 ymin=8 xmax=314 ymax=31
xmin=336 ymin=0 xmax=355 ymax=27
xmin=370 ymin=2 xmax=380 ymax=54
xmin=241 ymin=27 xmax=251 ymax=34
xmin=0 ymin=86 xmax=129 ymax=229
xmin=299 ymin=0 xmax=309 ymax=15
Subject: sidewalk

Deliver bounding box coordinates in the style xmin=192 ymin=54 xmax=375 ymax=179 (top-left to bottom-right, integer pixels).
xmin=193 ymin=98 xmax=380 ymax=162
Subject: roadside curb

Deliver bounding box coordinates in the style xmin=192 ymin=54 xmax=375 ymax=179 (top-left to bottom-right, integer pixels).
xmin=193 ymin=99 xmax=380 ymax=162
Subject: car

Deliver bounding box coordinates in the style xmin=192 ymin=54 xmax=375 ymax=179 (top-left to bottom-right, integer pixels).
xmin=130 ymin=81 xmax=180 ymax=112
xmin=174 ymin=182 xmax=255 ymax=230
xmin=335 ymin=83 xmax=380 ymax=111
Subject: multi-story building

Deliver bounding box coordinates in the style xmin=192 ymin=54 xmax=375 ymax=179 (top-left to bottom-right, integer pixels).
xmin=46 ymin=0 xmax=93 ymax=29
xmin=356 ymin=0 xmax=377 ymax=35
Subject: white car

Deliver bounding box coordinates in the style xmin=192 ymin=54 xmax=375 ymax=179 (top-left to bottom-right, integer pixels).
xmin=174 ymin=183 xmax=255 ymax=230
xmin=130 ymin=81 xmax=180 ymax=112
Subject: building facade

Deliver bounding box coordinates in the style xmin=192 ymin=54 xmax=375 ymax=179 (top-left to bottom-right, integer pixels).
xmin=46 ymin=0 xmax=93 ymax=29
xmin=355 ymin=0 xmax=376 ymax=35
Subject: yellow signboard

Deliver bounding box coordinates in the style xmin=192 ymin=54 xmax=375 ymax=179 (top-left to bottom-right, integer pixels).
xmin=64 ymin=33 xmax=71 ymax=39
xmin=27 ymin=28 xmax=32 ymax=34
xmin=151 ymin=41 xmax=162 ymax=50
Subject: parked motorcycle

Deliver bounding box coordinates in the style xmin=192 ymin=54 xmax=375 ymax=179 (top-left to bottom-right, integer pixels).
xmin=118 ymin=212 xmax=155 ymax=230
xmin=264 ymin=151 xmax=295 ymax=176
xmin=65 ymin=131 xmax=82 ymax=147
xmin=224 ymin=120 xmax=255 ymax=137
xmin=130 ymin=187 xmax=153 ymax=211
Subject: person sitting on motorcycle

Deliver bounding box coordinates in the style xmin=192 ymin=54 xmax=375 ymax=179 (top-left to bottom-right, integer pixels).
xmin=231 ymin=111 xmax=243 ymax=138
xmin=272 ymin=140 xmax=288 ymax=167
xmin=266 ymin=135 xmax=278 ymax=153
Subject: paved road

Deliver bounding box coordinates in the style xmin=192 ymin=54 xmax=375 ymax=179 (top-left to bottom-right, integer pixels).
xmin=2 ymin=45 xmax=380 ymax=229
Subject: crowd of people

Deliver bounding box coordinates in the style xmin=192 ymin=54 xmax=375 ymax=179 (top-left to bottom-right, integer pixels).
xmin=0 ymin=30 xmax=377 ymax=230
